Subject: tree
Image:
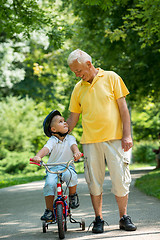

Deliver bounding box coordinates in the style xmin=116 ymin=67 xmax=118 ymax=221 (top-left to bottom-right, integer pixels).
xmin=61 ymin=0 xmax=160 ymax=104
xmin=105 ymin=0 xmax=160 ymax=49
xmin=0 ymin=0 xmax=54 ymax=38
xmin=0 ymin=0 xmax=73 ymax=99
xmin=68 ymin=0 xmax=160 ymax=49
xmin=0 ymin=39 xmax=27 ymax=92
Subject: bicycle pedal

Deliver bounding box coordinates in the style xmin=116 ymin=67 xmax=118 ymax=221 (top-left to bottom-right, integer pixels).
xmin=46 ymin=219 xmax=53 ymax=223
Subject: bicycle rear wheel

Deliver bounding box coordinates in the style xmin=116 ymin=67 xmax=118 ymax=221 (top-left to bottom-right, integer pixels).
xmin=57 ymin=204 xmax=65 ymax=239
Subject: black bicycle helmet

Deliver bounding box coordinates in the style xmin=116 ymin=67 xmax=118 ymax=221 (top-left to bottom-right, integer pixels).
xmin=43 ymin=110 xmax=61 ymax=137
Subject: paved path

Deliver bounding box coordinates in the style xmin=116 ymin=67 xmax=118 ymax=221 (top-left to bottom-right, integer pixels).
xmin=0 ymin=168 xmax=160 ymax=240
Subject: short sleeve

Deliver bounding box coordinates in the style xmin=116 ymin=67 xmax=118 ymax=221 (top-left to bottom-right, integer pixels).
xmin=44 ymin=137 xmax=56 ymax=153
xmin=69 ymin=85 xmax=82 ymax=113
xmin=67 ymin=135 xmax=77 ymax=147
xmin=112 ymin=72 xmax=129 ymax=99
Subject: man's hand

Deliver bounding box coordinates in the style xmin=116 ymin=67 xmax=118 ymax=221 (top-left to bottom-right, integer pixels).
xmin=121 ymin=136 xmax=133 ymax=152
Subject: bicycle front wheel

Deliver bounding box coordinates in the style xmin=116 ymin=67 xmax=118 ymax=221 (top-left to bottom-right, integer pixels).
xmin=57 ymin=204 xmax=65 ymax=239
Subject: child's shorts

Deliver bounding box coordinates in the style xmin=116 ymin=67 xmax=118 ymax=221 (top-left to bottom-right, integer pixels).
xmin=83 ymin=140 xmax=132 ymax=197
xmin=43 ymin=166 xmax=78 ymax=196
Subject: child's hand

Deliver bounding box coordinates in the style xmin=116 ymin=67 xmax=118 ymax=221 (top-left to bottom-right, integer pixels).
xmin=32 ymin=156 xmax=41 ymax=164
xmin=73 ymin=152 xmax=82 ymax=162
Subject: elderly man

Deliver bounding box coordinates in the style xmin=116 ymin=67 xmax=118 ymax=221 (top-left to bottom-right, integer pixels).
xmin=67 ymin=49 xmax=137 ymax=233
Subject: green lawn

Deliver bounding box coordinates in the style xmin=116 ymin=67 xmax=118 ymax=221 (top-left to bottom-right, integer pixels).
xmin=135 ymin=169 xmax=160 ymax=199
xmin=1 ymin=162 xmax=159 ymax=201
xmin=0 ymin=171 xmax=45 ymax=189
xmin=75 ymin=161 xmax=156 ymax=173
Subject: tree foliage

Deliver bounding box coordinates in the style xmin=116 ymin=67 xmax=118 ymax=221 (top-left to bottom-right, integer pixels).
xmin=87 ymin=0 xmax=160 ymax=49
xmin=121 ymin=0 xmax=160 ymax=49
xmin=0 ymin=39 xmax=28 ymax=90
xmin=61 ymin=0 xmax=160 ymax=103
xmin=0 ymin=0 xmax=73 ymax=48
xmin=132 ymin=98 xmax=160 ymax=141
xmin=0 ymin=0 xmax=159 ymax=165
xmin=0 ymin=0 xmax=53 ymax=38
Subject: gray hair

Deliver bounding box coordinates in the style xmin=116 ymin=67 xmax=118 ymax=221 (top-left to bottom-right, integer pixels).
xmin=67 ymin=49 xmax=92 ymax=65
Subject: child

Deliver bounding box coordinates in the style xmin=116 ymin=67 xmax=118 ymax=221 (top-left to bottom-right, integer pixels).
xmin=32 ymin=110 xmax=82 ymax=221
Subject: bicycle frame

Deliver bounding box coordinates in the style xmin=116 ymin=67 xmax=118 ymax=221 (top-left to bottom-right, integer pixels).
xmin=30 ymin=158 xmax=74 ymax=214
xmin=53 ymin=172 xmax=69 ymax=219
xmin=30 ymin=156 xmax=85 ymax=239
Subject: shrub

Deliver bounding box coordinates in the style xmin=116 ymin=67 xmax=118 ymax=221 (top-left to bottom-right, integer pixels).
xmin=0 ymin=151 xmax=36 ymax=174
xmin=0 ymin=148 xmax=8 ymax=160
xmin=132 ymin=141 xmax=157 ymax=163
xmin=0 ymin=96 xmax=45 ymax=154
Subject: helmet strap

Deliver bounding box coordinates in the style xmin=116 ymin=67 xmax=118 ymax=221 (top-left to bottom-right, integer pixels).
xmin=51 ymin=130 xmax=69 ymax=137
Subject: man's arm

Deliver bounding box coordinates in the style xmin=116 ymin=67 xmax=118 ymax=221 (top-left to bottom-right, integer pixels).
xmin=67 ymin=112 xmax=80 ymax=133
xmin=117 ymin=97 xmax=133 ymax=152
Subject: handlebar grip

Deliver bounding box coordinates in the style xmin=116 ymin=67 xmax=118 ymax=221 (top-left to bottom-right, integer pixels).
xmin=30 ymin=162 xmax=41 ymax=166
xmin=29 ymin=158 xmax=41 ymax=166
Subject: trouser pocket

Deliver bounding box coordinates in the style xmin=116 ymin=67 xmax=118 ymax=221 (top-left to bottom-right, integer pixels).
xmin=123 ymin=157 xmax=131 ymax=184
xmin=84 ymin=158 xmax=91 ymax=184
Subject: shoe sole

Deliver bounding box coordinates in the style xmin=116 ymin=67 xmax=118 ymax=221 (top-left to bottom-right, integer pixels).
xmin=92 ymin=229 xmax=104 ymax=234
xmin=120 ymin=225 xmax=137 ymax=231
xmin=92 ymin=231 xmax=104 ymax=233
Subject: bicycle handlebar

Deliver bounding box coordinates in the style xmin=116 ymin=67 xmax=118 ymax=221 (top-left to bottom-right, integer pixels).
xmin=30 ymin=153 xmax=83 ymax=174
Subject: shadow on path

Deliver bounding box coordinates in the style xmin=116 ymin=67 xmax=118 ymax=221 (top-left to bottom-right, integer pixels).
xmin=0 ymin=168 xmax=159 ymax=240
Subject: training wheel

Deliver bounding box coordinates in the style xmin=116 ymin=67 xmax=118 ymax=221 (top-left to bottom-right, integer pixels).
xmin=81 ymin=218 xmax=85 ymax=230
xmin=42 ymin=221 xmax=47 ymax=233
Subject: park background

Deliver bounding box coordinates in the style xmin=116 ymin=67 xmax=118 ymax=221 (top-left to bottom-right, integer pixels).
xmin=0 ymin=0 xmax=159 ymax=198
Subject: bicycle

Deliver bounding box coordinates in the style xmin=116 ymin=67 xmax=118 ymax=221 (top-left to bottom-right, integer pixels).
xmin=30 ymin=156 xmax=85 ymax=239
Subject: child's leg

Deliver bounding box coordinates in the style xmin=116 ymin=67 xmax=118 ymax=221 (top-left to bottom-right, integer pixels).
xmin=43 ymin=170 xmax=57 ymax=216
xmin=68 ymin=187 xmax=79 ymax=209
xmin=69 ymin=185 xmax=77 ymax=195
xmin=62 ymin=168 xmax=79 ymax=209
xmin=62 ymin=167 xmax=78 ymax=188
xmin=41 ymin=195 xmax=55 ymax=221
xmin=45 ymin=195 xmax=55 ymax=211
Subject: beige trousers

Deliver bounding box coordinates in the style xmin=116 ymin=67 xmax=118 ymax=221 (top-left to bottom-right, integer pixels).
xmin=83 ymin=140 xmax=131 ymax=197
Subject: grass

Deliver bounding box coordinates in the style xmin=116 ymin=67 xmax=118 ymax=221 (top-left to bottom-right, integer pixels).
xmin=75 ymin=161 xmax=155 ymax=173
xmin=135 ymin=169 xmax=160 ymax=199
xmin=0 ymin=171 xmax=45 ymax=189
xmin=0 ymin=162 xmax=159 ymax=201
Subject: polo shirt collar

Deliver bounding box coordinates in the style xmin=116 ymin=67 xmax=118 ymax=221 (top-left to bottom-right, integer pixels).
xmin=96 ymin=68 xmax=104 ymax=77
xmin=51 ymin=135 xmax=67 ymax=143
xmin=81 ymin=68 xmax=104 ymax=86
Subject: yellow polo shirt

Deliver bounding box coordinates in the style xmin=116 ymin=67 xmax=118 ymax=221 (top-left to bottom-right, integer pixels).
xmin=69 ymin=68 xmax=129 ymax=144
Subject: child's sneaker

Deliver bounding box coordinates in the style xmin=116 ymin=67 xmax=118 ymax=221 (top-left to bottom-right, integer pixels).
xmin=69 ymin=192 xmax=80 ymax=209
xmin=41 ymin=209 xmax=54 ymax=221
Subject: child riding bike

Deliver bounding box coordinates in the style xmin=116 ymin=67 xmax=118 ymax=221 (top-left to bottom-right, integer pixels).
xmin=32 ymin=110 xmax=82 ymax=222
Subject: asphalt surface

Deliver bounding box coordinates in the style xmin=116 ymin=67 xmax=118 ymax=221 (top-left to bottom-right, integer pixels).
xmin=0 ymin=168 xmax=160 ymax=240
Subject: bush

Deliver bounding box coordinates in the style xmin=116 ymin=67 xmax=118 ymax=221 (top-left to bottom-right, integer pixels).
xmin=0 ymin=151 xmax=37 ymax=174
xmin=0 ymin=96 xmax=45 ymax=154
xmin=132 ymin=141 xmax=158 ymax=163
xmin=0 ymin=148 xmax=8 ymax=160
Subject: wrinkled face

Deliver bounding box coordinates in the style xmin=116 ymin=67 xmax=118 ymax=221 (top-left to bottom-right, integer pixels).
xmin=50 ymin=115 xmax=68 ymax=134
xmin=69 ymin=60 xmax=93 ymax=83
